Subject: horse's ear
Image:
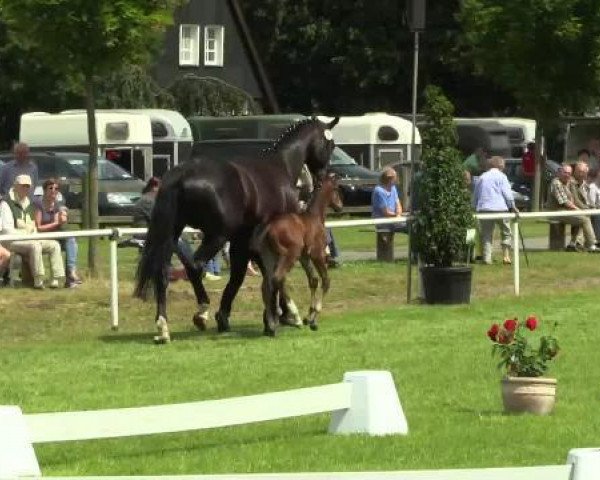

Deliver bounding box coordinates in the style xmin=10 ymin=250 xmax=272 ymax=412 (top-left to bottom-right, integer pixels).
xmin=327 ymin=117 xmax=340 ymax=129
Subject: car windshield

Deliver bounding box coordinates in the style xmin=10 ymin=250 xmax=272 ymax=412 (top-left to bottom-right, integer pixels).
xmin=330 ymin=147 xmax=358 ymax=166
xmin=65 ymin=156 xmax=134 ymax=181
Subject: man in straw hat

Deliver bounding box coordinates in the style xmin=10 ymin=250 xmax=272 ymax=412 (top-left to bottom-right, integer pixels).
xmin=0 ymin=174 xmax=64 ymax=288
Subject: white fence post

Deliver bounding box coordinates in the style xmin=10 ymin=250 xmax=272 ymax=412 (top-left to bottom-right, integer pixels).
xmin=0 ymin=406 xmax=41 ymax=477
xmin=329 ymin=370 xmax=408 ymax=436
xmin=513 ymin=220 xmax=520 ymax=296
xmin=110 ymin=228 xmax=120 ymax=331
xmin=567 ymin=448 xmax=600 ymax=480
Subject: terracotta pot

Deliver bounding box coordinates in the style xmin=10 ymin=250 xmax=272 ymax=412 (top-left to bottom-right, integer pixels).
xmin=501 ymin=376 xmax=557 ymax=415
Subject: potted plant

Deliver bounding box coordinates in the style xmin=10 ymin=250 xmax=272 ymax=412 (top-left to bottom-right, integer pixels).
xmin=487 ymin=315 xmax=560 ymax=415
xmin=412 ymin=85 xmax=475 ymax=304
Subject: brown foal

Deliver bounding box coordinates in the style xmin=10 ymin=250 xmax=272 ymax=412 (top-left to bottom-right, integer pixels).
xmin=254 ymin=174 xmax=343 ymax=336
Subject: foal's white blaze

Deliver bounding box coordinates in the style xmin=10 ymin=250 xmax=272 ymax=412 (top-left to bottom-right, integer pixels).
xmin=286 ymin=299 xmax=302 ymax=325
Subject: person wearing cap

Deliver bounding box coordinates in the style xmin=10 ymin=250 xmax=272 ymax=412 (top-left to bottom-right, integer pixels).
xmin=0 ymin=142 xmax=39 ymax=198
xmin=0 ymin=174 xmax=64 ymax=289
xmin=371 ymin=167 xmax=407 ymax=233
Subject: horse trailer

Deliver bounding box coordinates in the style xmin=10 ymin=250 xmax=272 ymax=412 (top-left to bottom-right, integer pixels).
xmin=20 ymin=111 xmax=154 ymax=180
xmin=187 ymin=114 xmax=306 ymax=141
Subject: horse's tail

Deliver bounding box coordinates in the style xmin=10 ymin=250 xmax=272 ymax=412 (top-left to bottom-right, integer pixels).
xmin=134 ymin=179 xmax=180 ymax=301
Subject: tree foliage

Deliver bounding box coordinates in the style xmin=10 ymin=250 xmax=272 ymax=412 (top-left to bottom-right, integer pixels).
xmin=412 ymin=85 xmax=474 ymax=267
xmin=459 ymin=0 xmax=600 ymax=120
xmin=0 ymin=0 xmax=183 ymax=273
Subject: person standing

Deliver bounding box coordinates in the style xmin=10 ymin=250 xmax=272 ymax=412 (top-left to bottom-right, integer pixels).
xmin=0 ymin=143 xmax=39 ymax=198
xmin=473 ymin=156 xmax=519 ymax=265
xmin=0 ymin=175 xmax=64 ymax=288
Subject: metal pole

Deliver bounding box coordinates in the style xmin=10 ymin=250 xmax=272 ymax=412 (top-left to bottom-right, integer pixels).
xmin=110 ymin=228 xmax=120 ymax=330
xmin=406 ymin=30 xmax=420 ymax=303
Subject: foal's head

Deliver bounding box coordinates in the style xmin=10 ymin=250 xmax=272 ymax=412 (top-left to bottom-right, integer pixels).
xmin=309 ymin=173 xmax=343 ymax=217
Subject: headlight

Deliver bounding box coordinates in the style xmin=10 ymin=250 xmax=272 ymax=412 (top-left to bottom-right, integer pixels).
xmin=106 ymin=192 xmax=136 ymax=205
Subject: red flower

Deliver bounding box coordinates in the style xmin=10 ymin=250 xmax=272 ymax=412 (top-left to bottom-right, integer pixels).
xmin=503 ymin=318 xmax=518 ymax=332
xmin=498 ymin=332 xmax=512 ymax=345
xmin=525 ymin=315 xmax=538 ymax=331
xmin=487 ymin=323 xmax=500 ymax=341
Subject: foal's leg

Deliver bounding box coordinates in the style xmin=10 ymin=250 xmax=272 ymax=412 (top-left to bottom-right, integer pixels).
xmin=308 ymin=250 xmax=330 ymax=331
xmin=154 ymin=263 xmax=171 ymax=344
xmin=299 ymin=253 xmax=319 ymax=330
xmin=216 ymin=236 xmax=250 ymax=332
xmin=258 ymin=247 xmax=280 ymax=336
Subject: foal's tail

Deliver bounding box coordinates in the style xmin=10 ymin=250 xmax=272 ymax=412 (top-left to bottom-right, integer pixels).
xmin=134 ymin=178 xmax=180 ymax=301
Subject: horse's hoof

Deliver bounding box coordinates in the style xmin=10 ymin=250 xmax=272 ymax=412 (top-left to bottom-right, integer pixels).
xmin=302 ymin=318 xmax=309 ymax=326
xmin=215 ymin=311 xmax=231 ymax=333
xmin=309 ymin=323 xmax=318 ymax=331
xmin=153 ymin=335 xmax=171 ymax=344
xmin=192 ymin=312 xmax=207 ymax=331
xmin=263 ymin=328 xmax=276 ymax=337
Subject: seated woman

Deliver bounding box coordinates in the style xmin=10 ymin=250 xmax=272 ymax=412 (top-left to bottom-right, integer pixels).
xmin=371 ymin=167 xmax=407 ymax=233
xmin=0 ymin=174 xmax=64 ymax=289
xmin=33 ymin=178 xmax=82 ymax=288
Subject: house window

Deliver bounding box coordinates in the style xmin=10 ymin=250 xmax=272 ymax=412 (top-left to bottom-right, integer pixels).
xmin=179 ymin=24 xmax=200 ymax=66
xmin=204 ymin=25 xmax=224 ymax=66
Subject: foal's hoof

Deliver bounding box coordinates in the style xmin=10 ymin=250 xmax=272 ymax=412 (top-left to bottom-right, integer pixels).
xmin=192 ymin=312 xmax=207 ymax=331
xmin=302 ymin=318 xmax=309 ymax=326
xmin=263 ymin=328 xmax=276 ymax=337
xmin=153 ymin=334 xmax=171 ymax=344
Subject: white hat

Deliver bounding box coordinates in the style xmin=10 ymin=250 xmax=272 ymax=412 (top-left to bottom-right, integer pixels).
xmin=14 ymin=174 xmax=32 ymax=186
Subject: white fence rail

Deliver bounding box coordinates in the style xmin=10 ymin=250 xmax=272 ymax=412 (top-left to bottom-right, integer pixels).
xmin=1 ymin=371 xmax=407 ymax=477
xmin=2 ymin=210 xmax=600 ymax=328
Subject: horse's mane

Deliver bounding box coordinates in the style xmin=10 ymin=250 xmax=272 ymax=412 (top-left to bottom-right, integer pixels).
xmin=261 ymin=118 xmax=320 ymax=156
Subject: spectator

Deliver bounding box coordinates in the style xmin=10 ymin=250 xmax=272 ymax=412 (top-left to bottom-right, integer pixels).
xmin=0 ymin=143 xmax=39 ymax=198
xmin=33 ymin=178 xmax=82 ymax=288
xmin=567 ymin=161 xmax=592 ymax=250
xmin=372 ymin=167 xmax=407 ymax=233
xmin=463 ymin=147 xmax=488 ymax=178
xmin=0 ymin=174 xmax=65 ymax=288
xmin=473 ymin=156 xmax=519 ymax=265
xmin=547 ymin=164 xmax=599 ymax=253
xmin=587 ymin=139 xmax=600 ymax=172
xmin=588 ymin=169 xmax=600 ymax=239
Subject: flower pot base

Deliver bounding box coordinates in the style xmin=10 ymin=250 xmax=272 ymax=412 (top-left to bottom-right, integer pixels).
xmin=501 ymin=377 xmax=557 ymax=415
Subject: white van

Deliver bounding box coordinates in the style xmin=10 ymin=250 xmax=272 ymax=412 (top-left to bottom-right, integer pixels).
xmin=320 ymin=113 xmax=422 ymax=171
xmin=20 ymin=111 xmax=154 ymax=180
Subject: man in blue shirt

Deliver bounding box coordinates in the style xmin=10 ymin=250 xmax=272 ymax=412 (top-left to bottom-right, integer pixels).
xmin=473 ymin=156 xmax=519 ymax=265
xmin=0 ymin=143 xmax=39 ymax=198
xmin=372 ymin=167 xmax=407 ymax=233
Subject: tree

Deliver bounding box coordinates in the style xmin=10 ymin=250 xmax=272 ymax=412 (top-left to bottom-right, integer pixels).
xmin=412 ymin=85 xmax=474 ymax=267
xmin=1 ymin=0 xmax=183 ymax=273
xmin=459 ymin=0 xmax=600 ymax=209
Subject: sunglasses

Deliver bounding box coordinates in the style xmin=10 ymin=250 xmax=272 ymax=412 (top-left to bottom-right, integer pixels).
xmin=46 ymin=186 xmax=59 ymax=191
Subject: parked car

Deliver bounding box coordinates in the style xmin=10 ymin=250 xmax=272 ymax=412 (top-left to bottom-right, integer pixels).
xmin=191 ymin=139 xmax=379 ymax=210
xmin=0 ymin=151 xmax=145 ymax=216
xmin=504 ymin=157 xmax=561 ymax=209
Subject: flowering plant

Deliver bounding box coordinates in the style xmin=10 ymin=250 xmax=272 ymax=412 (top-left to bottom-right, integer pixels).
xmin=486 ymin=315 xmax=559 ymax=377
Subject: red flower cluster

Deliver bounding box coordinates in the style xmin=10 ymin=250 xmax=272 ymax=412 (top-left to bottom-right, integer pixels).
xmin=486 ymin=314 xmax=559 ymax=377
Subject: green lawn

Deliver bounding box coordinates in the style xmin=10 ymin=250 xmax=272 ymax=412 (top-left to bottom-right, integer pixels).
xmin=0 ymin=233 xmax=597 ymax=476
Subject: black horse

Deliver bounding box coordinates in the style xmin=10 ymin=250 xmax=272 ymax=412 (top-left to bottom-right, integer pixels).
xmin=134 ymin=117 xmax=339 ymax=342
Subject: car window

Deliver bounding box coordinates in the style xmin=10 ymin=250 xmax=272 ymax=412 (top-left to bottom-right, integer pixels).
xmin=330 ymin=147 xmax=358 ymax=166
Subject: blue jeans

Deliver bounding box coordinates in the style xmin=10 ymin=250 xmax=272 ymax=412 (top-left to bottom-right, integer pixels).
xmin=60 ymin=237 xmax=78 ymax=272
xmin=326 ymin=228 xmax=339 ymax=258
xmin=175 ymin=238 xmax=219 ymax=274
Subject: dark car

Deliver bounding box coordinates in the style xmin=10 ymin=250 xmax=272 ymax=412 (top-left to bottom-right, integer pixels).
xmin=504 ymin=158 xmax=561 ymax=209
xmin=191 ymin=139 xmax=379 ymax=209
xmin=0 ymin=151 xmax=145 ymax=216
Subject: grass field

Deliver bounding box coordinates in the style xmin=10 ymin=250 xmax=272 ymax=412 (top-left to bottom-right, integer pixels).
xmin=1 ymin=225 xmax=599 ymax=476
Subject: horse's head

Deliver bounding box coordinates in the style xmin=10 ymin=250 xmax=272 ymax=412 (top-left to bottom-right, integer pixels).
xmin=305 ymin=116 xmax=339 ymax=181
